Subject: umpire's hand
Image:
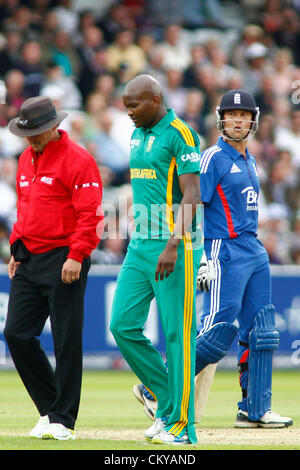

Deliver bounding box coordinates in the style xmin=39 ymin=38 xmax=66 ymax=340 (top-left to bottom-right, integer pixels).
xmin=7 ymin=256 xmax=20 ymax=279
xmin=61 ymin=258 xmax=82 ymax=284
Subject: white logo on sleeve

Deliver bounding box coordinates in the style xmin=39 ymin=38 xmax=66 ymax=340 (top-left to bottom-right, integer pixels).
xmin=181 ymin=152 xmax=201 ymax=162
xmin=19 ymin=175 xmax=29 ymax=187
xmin=230 ymin=163 xmax=241 ymax=173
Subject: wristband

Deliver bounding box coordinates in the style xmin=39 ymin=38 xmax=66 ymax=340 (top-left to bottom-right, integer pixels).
xmin=170 ymin=231 xmax=182 ymax=240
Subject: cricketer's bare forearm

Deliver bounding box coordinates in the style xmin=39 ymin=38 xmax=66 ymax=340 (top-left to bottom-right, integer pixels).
xmin=155 ymin=173 xmax=201 ymax=280
xmin=167 ymin=173 xmax=201 ymax=248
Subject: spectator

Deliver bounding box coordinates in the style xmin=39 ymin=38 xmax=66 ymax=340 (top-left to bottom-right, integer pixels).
xmin=0 ymin=158 xmax=17 ymax=230
xmin=0 ymin=216 xmax=11 ymax=264
xmin=288 ymin=212 xmax=300 ymax=263
xmin=143 ymin=47 xmax=167 ymax=88
xmin=15 ymin=41 xmax=45 ymax=97
xmin=262 ymin=0 xmax=283 ymax=36
xmin=259 ymin=203 xmax=292 ymax=263
xmin=156 ymin=24 xmax=190 ymax=72
xmin=99 ymin=3 xmax=137 ymax=43
xmin=76 ymin=24 xmax=107 ymax=98
xmin=0 ymin=123 xmax=25 ymax=160
xmin=4 ymin=69 xmax=28 ymax=122
xmin=261 ymin=154 xmax=298 ymax=214
xmin=275 ymin=107 xmax=300 ymax=167
xmin=82 ymin=91 xmax=108 ymax=140
xmin=107 ymin=90 xmax=135 ymax=158
xmin=231 ymin=24 xmax=265 ymax=70
xmin=261 ymin=231 xmax=285 ymax=264
xmin=290 ymin=242 xmax=300 ymax=264
xmin=182 ymin=0 xmax=224 ymax=29
xmin=53 ymin=0 xmax=79 ymax=36
xmin=243 ymin=42 xmax=271 ymax=96
xmin=183 ymin=43 xmax=208 ymax=89
xmin=38 ymin=10 xmax=60 ymax=55
xmin=3 ymin=25 xmax=23 ymax=68
xmin=0 ymin=33 xmax=15 ymax=77
xmin=146 ymin=1 xmax=183 ymax=28
xmin=3 ymin=5 xmax=36 ymax=41
xmin=77 ymin=24 xmax=105 ymax=63
xmin=248 ymin=113 xmax=278 ymax=168
xmin=88 ymin=109 xmax=130 ymax=184
xmin=272 ymin=7 xmax=300 ymax=66
xmin=180 ymin=88 xmax=206 ymax=137
xmin=137 ymin=32 xmax=156 ymax=61
xmin=254 ymin=73 xmax=277 ymax=113
xmin=271 ymin=48 xmax=295 ymax=98
xmin=77 ymin=10 xmax=97 ymax=36
xmin=93 ymin=73 xmax=116 ymax=106
xmin=209 ymin=47 xmax=236 ymax=90
xmin=106 ymin=28 xmax=146 ymax=83
xmin=50 ymin=30 xmax=81 ymax=77
xmin=195 ymin=65 xmax=220 ymax=118
xmin=29 ymin=0 xmax=55 ymax=32
xmin=78 ymin=45 xmax=110 ymax=103
xmin=91 ymin=230 xmax=127 ymax=265
xmin=40 ymin=61 xmax=82 ymax=110
xmin=163 ymin=67 xmax=187 ymax=116
xmin=272 ymin=96 xmax=291 ymax=128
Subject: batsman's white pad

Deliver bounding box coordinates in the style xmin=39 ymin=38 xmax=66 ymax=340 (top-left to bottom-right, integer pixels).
xmin=194 ymin=363 xmax=217 ymax=422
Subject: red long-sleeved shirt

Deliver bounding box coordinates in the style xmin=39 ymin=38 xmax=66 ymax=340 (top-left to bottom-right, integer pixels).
xmin=10 ymin=130 xmax=104 ymax=263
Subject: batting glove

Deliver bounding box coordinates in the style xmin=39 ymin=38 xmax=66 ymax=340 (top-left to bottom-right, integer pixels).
xmin=196 ymin=254 xmax=215 ymax=292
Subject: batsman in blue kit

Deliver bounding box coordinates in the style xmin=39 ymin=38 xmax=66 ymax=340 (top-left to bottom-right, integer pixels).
xmin=195 ymin=89 xmax=292 ymax=428
xmin=134 ymin=89 xmax=293 ymax=429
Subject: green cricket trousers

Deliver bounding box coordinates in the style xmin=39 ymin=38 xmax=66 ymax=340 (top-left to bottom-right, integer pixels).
xmin=110 ymin=235 xmax=202 ymax=444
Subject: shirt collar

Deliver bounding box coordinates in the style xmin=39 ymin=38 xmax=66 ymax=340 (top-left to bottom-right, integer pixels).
xmin=29 ymin=130 xmax=68 ymax=158
xmin=217 ymin=136 xmax=251 ymax=160
xmin=142 ymin=109 xmax=177 ymax=135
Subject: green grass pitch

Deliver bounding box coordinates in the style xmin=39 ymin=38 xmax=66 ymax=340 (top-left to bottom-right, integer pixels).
xmin=0 ymin=368 xmax=299 ymax=450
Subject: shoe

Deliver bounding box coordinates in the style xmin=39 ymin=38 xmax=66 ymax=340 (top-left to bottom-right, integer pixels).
xmin=29 ymin=415 xmax=50 ymax=438
xmin=234 ymin=410 xmax=258 ymax=428
xmin=133 ymin=384 xmax=157 ymax=421
xmin=235 ymin=409 xmax=293 ymax=428
xmin=42 ymin=423 xmax=76 ymax=440
xmin=144 ymin=417 xmax=168 ymax=441
xmin=152 ymin=430 xmax=191 ymax=445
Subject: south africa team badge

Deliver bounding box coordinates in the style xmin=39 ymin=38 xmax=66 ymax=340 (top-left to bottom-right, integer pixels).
xmin=146 ymin=136 xmax=155 ymax=151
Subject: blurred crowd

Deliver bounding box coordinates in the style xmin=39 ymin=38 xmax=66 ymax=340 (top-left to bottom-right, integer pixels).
xmin=0 ymin=0 xmax=300 ymax=265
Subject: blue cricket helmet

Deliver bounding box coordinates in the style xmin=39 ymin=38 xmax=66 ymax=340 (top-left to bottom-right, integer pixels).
xmin=216 ymin=89 xmax=260 ymax=140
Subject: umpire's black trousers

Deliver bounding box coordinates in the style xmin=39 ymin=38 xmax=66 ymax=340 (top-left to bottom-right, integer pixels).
xmin=4 ymin=246 xmax=90 ymax=430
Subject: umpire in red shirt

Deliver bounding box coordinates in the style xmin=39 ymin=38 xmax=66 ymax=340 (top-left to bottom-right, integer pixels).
xmin=4 ymin=96 xmax=104 ymax=440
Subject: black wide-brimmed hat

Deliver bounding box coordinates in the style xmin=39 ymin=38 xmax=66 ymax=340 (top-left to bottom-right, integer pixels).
xmin=8 ymin=96 xmax=68 ymax=137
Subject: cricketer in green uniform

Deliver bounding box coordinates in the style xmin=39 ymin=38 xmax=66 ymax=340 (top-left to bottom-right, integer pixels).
xmin=110 ymin=75 xmax=203 ymax=445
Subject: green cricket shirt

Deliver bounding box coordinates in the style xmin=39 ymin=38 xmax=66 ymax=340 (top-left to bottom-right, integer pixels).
xmin=129 ymin=109 xmax=202 ymax=240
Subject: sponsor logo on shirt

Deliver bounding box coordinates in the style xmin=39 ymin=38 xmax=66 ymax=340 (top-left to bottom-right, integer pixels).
xmin=241 ymin=186 xmax=258 ymax=210
xmin=230 ymin=163 xmax=241 ymax=173
xmin=130 ymin=168 xmax=157 ymax=179
xmin=41 ymin=176 xmax=54 ymax=185
xmin=181 ymin=152 xmax=201 ymax=162
xmin=130 ymin=139 xmax=140 ymax=148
